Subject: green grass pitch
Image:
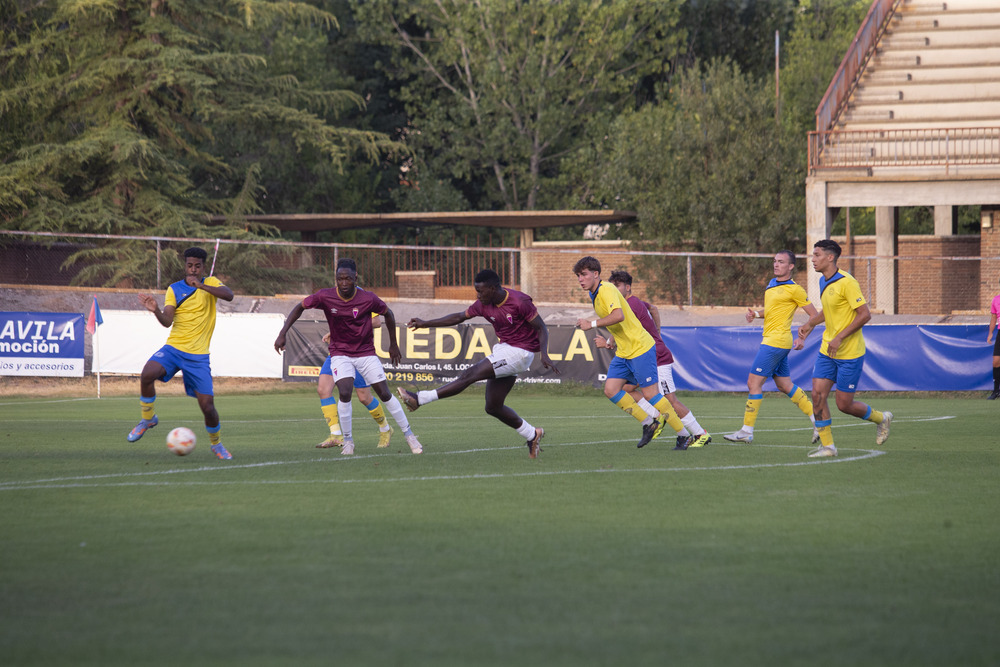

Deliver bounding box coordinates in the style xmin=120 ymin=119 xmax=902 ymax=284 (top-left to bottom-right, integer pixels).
xmin=1 ymin=387 xmax=998 ymax=666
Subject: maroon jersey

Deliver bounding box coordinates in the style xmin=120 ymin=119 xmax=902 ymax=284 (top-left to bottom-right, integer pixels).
xmin=466 ymin=288 xmax=541 ymax=352
xmin=303 ymin=287 xmax=387 ymax=357
xmin=627 ymin=295 xmax=674 ymax=366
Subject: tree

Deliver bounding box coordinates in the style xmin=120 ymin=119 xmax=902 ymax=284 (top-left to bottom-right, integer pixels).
xmin=573 ymin=60 xmax=803 ymax=304
xmin=355 ymin=0 xmax=684 ymax=211
xmin=0 ymin=0 xmax=402 ymax=289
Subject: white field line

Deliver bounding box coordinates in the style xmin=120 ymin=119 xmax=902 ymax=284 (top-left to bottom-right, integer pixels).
xmin=0 ymin=415 xmax=951 ymax=491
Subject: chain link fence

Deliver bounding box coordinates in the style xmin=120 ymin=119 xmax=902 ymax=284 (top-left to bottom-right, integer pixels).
xmin=1 ymin=230 xmax=992 ymax=314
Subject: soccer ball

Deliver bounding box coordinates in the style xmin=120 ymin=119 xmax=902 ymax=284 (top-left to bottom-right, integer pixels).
xmin=166 ymin=427 xmax=197 ymax=456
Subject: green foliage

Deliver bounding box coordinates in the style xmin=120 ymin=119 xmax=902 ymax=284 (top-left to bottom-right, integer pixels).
xmin=572 ymin=60 xmax=803 ymax=303
xmin=0 ymin=0 xmax=402 ymax=286
xmin=356 ymin=0 xmax=685 ymax=212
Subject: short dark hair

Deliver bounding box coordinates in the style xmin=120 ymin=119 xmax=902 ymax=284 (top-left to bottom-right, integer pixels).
xmin=814 ymin=239 xmax=841 ymax=260
xmin=777 ymin=250 xmax=796 ymax=265
xmin=608 ymin=269 xmax=632 ymax=285
xmin=474 ymin=269 xmax=501 ymax=287
xmin=336 ymin=258 xmax=357 ymax=273
xmin=573 ymin=256 xmax=601 ymax=275
xmin=184 ymin=247 xmax=207 ymax=262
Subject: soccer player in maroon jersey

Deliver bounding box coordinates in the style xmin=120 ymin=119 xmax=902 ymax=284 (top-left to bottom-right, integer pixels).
xmin=397 ymin=269 xmax=557 ymax=458
xmin=274 ymin=258 xmax=423 ymax=455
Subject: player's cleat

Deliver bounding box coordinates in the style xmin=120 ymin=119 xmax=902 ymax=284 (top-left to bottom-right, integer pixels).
xmin=317 ymin=434 xmax=344 ymax=448
xmin=807 ymin=444 xmax=837 ymax=458
xmin=527 ymin=427 xmax=544 ymax=459
xmin=875 ymin=411 xmax=893 ymax=445
xmin=405 ymin=434 xmax=423 ymax=454
xmin=988 ymin=391 xmax=1000 ymax=400
xmin=211 ymin=444 xmax=232 ymax=460
xmin=341 ymin=440 xmax=355 ymax=455
xmin=723 ymin=428 xmax=753 ymax=444
xmin=651 ymin=419 xmax=666 ymax=440
xmin=674 ymin=435 xmax=690 ymax=450
xmin=636 ymin=420 xmax=659 ymax=448
xmin=126 ymin=415 xmax=158 ymax=442
xmin=396 ymin=387 xmax=420 ymax=412
xmin=811 ymin=428 xmax=821 ymax=445
xmin=377 ymin=426 xmax=393 ymax=448
xmin=687 ymin=433 xmax=712 ymax=448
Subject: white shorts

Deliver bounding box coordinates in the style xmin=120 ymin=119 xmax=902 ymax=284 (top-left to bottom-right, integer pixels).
xmin=488 ymin=343 xmax=535 ymax=378
xmin=330 ymin=355 xmax=386 ymax=387
xmin=657 ymin=363 xmax=677 ymax=395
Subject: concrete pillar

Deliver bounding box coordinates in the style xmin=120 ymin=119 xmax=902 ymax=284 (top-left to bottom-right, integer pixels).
xmin=519 ymin=228 xmax=535 ymax=294
xmin=805 ymin=179 xmax=835 ymax=306
xmin=934 ymin=205 xmax=957 ymax=236
xmin=875 ymin=206 xmax=898 ymax=315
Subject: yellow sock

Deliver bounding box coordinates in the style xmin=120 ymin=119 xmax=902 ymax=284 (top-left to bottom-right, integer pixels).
xmin=321 ymin=401 xmax=342 ymax=435
xmin=140 ymin=399 xmax=155 ymax=421
xmin=612 ymin=392 xmax=648 ymax=423
xmin=867 ymin=408 xmax=884 ymax=424
xmin=816 ymin=422 xmax=834 ymax=447
xmin=651 ymin=396 xmax=684 ymax=433
xmin=209 ymin=428 xmax=222 ymax=446
xmin=788 ymin=386 xmax=814 ymax=418
xmin=368 ymin=402 xmax=387 ymax=428
xmin=743 ymin=394 xmax=763 ymax=428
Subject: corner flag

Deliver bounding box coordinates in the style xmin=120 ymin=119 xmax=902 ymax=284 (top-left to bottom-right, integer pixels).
xmin=86 ymin=296 xmax=103 ymax=335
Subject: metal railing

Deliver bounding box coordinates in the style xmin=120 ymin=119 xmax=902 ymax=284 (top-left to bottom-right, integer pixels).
xmin=814 ymin=0 xmax=901 ymax=133
xmin=809 ymin=126 xmax=1000 ymax=171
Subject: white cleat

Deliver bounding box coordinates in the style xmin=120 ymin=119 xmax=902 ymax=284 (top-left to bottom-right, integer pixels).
xmin=405 ymin=434 xmax=423 ymax=454
xmin=341 ymin=440 xmax=355 ymax=456
xmin=807 ymin=444 xmax=837 ymax=458
xmin=876 ymin=411 xmax=893 ymax=445
xmin=723 ymin=428 xmax=754 ymax=443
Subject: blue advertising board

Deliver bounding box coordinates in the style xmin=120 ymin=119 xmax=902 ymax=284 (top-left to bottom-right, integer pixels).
xmin=0 ymin=312 xmax=85 ymax=377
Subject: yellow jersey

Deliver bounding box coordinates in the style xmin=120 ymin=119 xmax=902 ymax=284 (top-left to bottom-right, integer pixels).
xmin=164 ymin=276 xmax=225 ymax=355
xmin=762 ymin=279 xmax=811 ymax=349
xmin=590 ymin=280 xmax=653 ymax=359
xmin=819 ymin=270 xmax=866 ymax=359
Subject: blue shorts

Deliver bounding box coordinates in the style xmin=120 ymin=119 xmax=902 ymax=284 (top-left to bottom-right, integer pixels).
xmin=320 ymin=356 xmax=368 ymax=388
xmin=813 ymin=353 xmax=865 ymax=393
xmin=607 ymin=346 xmax=659 ymax=388
xmin=750 ymin=344 xmax=791 ymax=378
xmin=150 ymin=345 xmax=213 ymax=398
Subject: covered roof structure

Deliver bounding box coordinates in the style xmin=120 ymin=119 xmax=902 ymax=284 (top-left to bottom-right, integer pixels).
xmin=209 ymin=210 xmax=636 ymax=237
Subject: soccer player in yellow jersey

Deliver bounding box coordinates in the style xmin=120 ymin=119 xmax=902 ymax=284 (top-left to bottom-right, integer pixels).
xmin=127 ymin=247 xmax=235 ymax=460
xmin=796 ymin=239 xmax=893 ymax=458
xmin=725 ymin=251 xmax=819 ymax=445
xmin=573 ymin=256 xmax=690 ymax=449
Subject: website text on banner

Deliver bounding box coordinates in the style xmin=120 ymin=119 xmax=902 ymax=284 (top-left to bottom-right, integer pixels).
xmin=0 ymin=312 xmax=85 ymax=377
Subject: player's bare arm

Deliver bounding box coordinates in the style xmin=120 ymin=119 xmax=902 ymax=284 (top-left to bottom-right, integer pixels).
xmin=406 ymin=311 xmax=469 ymax=329
xmin=383 ymin=307 xmax=403 ymax=365
xmin=194 ymin=279 xmax=234 ymax=302
xmin=274 ymin=301 xmax=306 ymax=353
xmin=138 ymin=293 xmax=174 ymax=327
xmin=576 ymin=308 xmax=623 ymax=331
xmin=528 ymin=314 xmax=558 ymax=373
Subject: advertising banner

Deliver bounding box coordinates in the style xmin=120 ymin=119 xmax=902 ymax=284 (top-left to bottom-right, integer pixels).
xmin=281 ymin=321 xmax=611 ymax=386
xmin=0 ymin=311 xmax=85 ymax=377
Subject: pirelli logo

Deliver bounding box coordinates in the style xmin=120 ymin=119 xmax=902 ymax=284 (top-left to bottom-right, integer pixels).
xmin=288 ymin=365 xmax=321 ymax=377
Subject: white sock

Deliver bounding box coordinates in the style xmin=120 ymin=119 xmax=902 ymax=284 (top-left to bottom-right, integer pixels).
xmin=681 ymin=412 xmax=704 ymax=435
xmin=637 ymin=397 xmax=659 ymax=419
xmin=337 ymin=400 xmax=353 ymax=441
xmin=384 ymin=395 xmax=412 ymax=434
xmin=743 ymin=425 xmax=755 ymax=434
xmin=516 ymin=420 xmax=535 ymax=440
xmin=417 ymin=389 xmax=439 ymax=405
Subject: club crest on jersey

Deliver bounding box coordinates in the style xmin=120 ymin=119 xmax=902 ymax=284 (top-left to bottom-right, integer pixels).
xmin=353 ymin=308 xmax=359 ymax=318
xmin=506 ymin=314 xmax=513 ymax=324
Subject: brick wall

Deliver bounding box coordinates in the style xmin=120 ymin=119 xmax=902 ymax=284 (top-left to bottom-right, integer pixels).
xmin=837 ymin=235 xmax=980 ymax=314
xmin=523 ymin=241 xmax=654 ymax=304
xmin=982 ymin=218 xmax=1000 ymax=308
